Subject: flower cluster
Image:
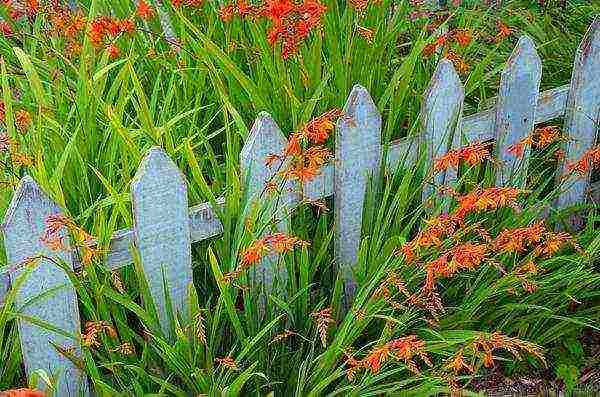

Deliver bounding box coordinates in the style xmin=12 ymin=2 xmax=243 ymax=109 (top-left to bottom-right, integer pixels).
xmin=345 ymin=335 xmax=431 ymax=379
xmin=82 ymin=320 xmax=117 ymax=348
xmin=423 ymin=28 xmax=472 ymax=58
xmin=0 ymin=389 xmax=45 ymax=397
xmin=0 ymin=2 xmax=144 ymax=60
xmin=507 ymin=125 xmax=562 ymax=158
xmin=567 ymin=145 xmax=600 ymax=176
xmin=220 ymin=0 xmax=327 ymax=59
xmin=425 ymin=242 xmax=487 ymax=290
xmin=219 ymin=0 xmax=255 ymax=21
xmin=268 ymin=108 xmax=342 ymax=184
xmin=215 ymin=356 xmax=239 ymax=370
xmin=223 ymin=233 xmax=309 ymax=283
xmin=311 ymin=307 xmax=333 ymax=347
xmin=442 ymin=331 xmax=544 ymax=395
xmin=89 ymin=16 xmax=136 ymax=53
xmin=0 ymin=100 xmax=32 ymax=134
xmin=40 ymin=214 xmax=103 ymax=265
xmin=451 ymin=186 xmax=522 ymax=222
xmin=434 ymin=141 xmax=490 ymax=173
xmin=348 ymin=0 xmax=381 ymax=12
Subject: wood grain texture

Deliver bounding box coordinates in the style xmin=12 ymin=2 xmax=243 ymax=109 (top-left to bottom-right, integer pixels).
xmin=493 ymin=35 xmax=542 ymax=186
xmin=555 ymin=18 xmax=600 ymax=222
xmin=240 ymin=112 xmax=291 ymax=293
xmin=131 ymin=147 xmax=194 ymax=333
xmin=420 ymin=59 xmax=464 ymax=200
xmin=2 ymin=176 xmax=88 ymax=396
xmin=334 ymin=85 xmax=382 ymax=300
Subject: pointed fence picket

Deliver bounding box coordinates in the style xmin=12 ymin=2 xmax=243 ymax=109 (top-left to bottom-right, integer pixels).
xmin=494 ymin=35 xmax=542 ymax=187
xmin=2 ymin=177 xmax=89 ymax=396
xmin=240 ymin=112 xmax=294 ymax=295
xmin=131 ymin=147 xmax=194 ymax=334
xmin=555 ymin=19 xmax=600 ymax=227
xmin=0 ymin=21 xmax=599 ymax=394
xmin=334 ymin=85 xmax=382 ymax=302
xmin=420 ymin=59 xmax=464 ymax=201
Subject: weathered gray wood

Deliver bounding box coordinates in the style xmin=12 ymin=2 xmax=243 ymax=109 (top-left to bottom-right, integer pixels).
xmin=154 ymin=0 xmax=181 ymax=51
xmin=2 ymin=176 xmax=88 ymax=396
xmin=334 ymin=85 xmax=381 ymax=301
xmin=466 ymin=84 xmax=569 ymax=143
xmin=240 ymin=112 xmax=292 ymax=293
xmin=131 ymin=147 xmax=194 ymax=333
xmin=420 ymin=59 xmax=464 ymax=200
xmin=493 ymin=35 xmax=542 ymax=186
xmin=0 ymin=273 xmax=8 ymax=307
xmin=555 ymin=19 xmax=600 ymax=220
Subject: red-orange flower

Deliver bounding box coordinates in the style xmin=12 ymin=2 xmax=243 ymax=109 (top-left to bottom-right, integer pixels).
xmin=219 ymin=4 xmax=235 ymax=21
xmin=299 ymin=108 xmax=342 ymax=144
xmin=356 ymin=26 xmax=375 ymax=44
xmin=15 ymin=109 xmax=32 ymax=132
xmin=496 ymin=20 xmax=512 ymax=41
xmin=0 ymin=389 xmax=45 ymax=397
xmin=215 ymin=356 xmax=239 ymax=370
xmin=105 ymin=44 xmax=120 ymax=59
xmin=137 ymin=0 xmax=155 ymax=20
xmin=453 ymin=29 xmax=472 ymax=47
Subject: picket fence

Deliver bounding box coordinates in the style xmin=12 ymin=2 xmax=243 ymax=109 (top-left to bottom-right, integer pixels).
xmin=0 ymin=19 xmax=598 ymax=396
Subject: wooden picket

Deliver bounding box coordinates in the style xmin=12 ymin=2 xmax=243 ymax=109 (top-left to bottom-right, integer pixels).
xmin=131 ymin=147 xmax=194 ymax=334
xmin=334 ymin=85 xmax=382 ymax=302
xmin=0 ymin=21 xmax=599 ymax=395
xmin=555 ymin=18 xmax=600 ymax=227
xmin=2 ymin=177 xmax=89 ymax=396
xmin=240 ymin=112 xmax=293 ymax=295
xmin=420 ymin=59 xmax=464 ymax=200
xmin=494 ymin=35 xmax=542 ymax=186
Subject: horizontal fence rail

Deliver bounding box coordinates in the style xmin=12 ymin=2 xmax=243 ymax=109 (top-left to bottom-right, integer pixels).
xmin=0 ymin=18 xmax=598 ymax=395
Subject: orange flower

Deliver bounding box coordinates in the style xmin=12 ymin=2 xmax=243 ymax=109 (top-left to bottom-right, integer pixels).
xmin=434 ymin=151 xmax=460 ymax=173
xmin=348 ymin=0 xmax=369 ymax=11
xmin=568 ymin=146 xmax=600 ymax=176
xmin=15 ymin=109 xmax=32 ymax=132
xmin=422 ymin=42 xmax=437 ymax=57
xmin=534 ymin=125 xmax=559 ymax=148
xmin=260 ymin=0 xmax=295 ymax=22
xmin=12 ymin=152 xmax=33 ymax=167
xmin=492 ymin=222 xmax=545 ymax=254
xmin=105 ymin=44 xmax=120 ymax=59
xmin=215 ymin=356 xmax=239 ymax=370
xmin=356 ymin=26 xmax=375 ymax=44
xmin=137 ymin=0 xmax=155 ymax=20
xmin=284 ymin=133 xmax=302 ymax=156
xmin=496 ymin=20 xmax=512 ymax=41
xmin=0 ymin=389 xmax=45 ymax=397
xmin=446 ymin=349 xmax=473 ymax=374
xmin=347 ymin=335 xmax=430 ymax=379
xmin=266 ymin=233 xmax=309 ymax=253
xmin=434 ymin=142 xmax=490 ymax=173
xmin=239 ymin=239 xmax=269 ymax=269
xmin=265 ymin=153 xmax=281 ymax=167
xmin=311 ymin=307 xmax=333 ymax=347
xmin=82 ymin=321 xmax=116 ymax=348
xmin=453 ymin=29 xmax=472 ymax=47
xmin=300 ymin=109 xmax=342 ymax=144
xmin=460 ymin=142 xmax=490 ymax=165
xmin=25 ymin=0 xmax=40 ymax=17
xmin=452 ymin=186 xmax=522 ymax=222
xmin=236 ymin=0 xmax=255 ymax=18
xmin=219 ymin=4 xmax=235 ymax=21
